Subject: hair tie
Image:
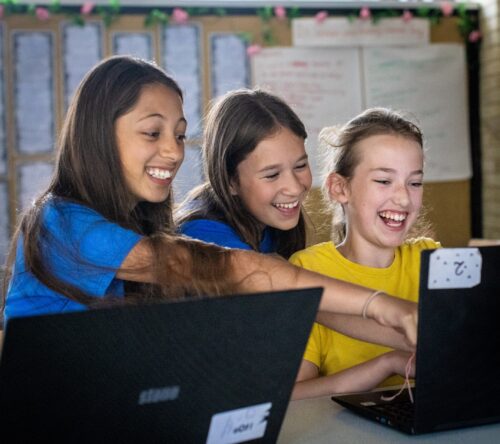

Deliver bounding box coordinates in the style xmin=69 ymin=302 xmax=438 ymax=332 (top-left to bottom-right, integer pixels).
xmin=362 ymin=290 xmax=384 ymax=319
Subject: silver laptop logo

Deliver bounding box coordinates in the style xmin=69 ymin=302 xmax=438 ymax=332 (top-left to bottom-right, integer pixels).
xmin=138 ymin=385 xmax=180 ymax=405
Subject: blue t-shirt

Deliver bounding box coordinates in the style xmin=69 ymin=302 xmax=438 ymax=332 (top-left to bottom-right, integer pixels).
xmin=4 ymin=199 xmax=142 ymax=322
xmin=179 ymin=219 xmax=275 ymax=253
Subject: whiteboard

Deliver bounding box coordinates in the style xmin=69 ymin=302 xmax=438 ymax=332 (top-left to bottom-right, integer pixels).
xmin=252 ymin=44 xmax=471 ymax=185
xmin=252 ymin=47 xmax=362 ymax=185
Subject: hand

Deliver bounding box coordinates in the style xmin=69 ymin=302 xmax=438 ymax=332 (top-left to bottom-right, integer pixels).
xmin=366 ymin=293 xmax=418 ymax=349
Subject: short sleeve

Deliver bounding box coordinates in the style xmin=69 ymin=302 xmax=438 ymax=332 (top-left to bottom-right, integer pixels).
xmin=42 ymin=202 xmax=142 ymax=296
xmin=302 ymin=322 xmax=323 ymax=368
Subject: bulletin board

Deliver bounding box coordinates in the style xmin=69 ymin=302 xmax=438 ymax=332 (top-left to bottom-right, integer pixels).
xmin=0 ymin=10 xmax=479 ymax=268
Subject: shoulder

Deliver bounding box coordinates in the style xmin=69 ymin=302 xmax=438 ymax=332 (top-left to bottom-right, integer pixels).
xmin=180 ymin=219 xmax=252 ymax=250
xmin=42 ymin=198 xmax=142 ymax=257
xmin=402 ymin=237 xmax=441 ymax=253
xmin=289 ymin=242 xmax=336 ymax=266
xmin=398 ymin=238 xmax=441 ymax=269
xmin=180 ymin=219 xmax=233 ymax=236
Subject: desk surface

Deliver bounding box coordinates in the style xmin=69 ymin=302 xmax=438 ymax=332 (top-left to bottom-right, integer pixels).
xmin=278 ymin=396 xmax=500 ymax=444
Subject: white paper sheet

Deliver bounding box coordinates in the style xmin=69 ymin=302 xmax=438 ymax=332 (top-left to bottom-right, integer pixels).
xmin=13 ymin=32 xmax=54 ymax=154
xmin=112 ymin=32 xmax=153 ymax=60
xmin=293 ymin=17 xmax=430 ymax=47
xmin=210 ymin=33 xmax=249 ymax=98
xmin=62 ymin=21 xmax=102 ymax=109
xmin=163 ymin=24 xmax=203 ymax=139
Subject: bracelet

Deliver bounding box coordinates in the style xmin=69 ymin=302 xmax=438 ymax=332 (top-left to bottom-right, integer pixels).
xmin=362 ymin=290 xmax=384 ymax=319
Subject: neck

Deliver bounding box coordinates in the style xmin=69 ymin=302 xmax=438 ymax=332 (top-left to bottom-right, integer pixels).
xmin=337 ymin=238 xmax=395 ymax=268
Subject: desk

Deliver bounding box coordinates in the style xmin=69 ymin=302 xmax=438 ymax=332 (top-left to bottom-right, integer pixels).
xmin=278 ymin=396 xmax=500 ymax=443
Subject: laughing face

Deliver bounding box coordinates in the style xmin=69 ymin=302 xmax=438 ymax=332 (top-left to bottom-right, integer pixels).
xmin=230 ymin=126 xmax=312 ymax=232
xmin=115 ymin=83 xmax=186 ymax=206
xmin=331 ymin=133 xmax=424 ymax=266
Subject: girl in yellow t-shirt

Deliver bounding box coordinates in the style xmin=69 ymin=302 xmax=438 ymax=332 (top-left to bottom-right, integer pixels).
xmin=290 ymin=107 xmax=440 ymax=400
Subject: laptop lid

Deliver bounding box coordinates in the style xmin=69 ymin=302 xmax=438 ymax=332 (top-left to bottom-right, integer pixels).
xmin=332 ymin=246 xmax=500 ymax=434
xmin=0 ymin=287 xmax=322 ymax=443
xmin=413 ymin=246 xmax=500 ymax=433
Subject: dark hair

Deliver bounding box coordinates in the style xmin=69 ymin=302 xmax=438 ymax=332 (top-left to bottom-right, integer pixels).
xmin=2 ymin=55 xmax=236 ymax=308
xmin=175 ymin=88 xmax=308 ymax=258
xmin=318 ymin=107 xmax=431 ymax=244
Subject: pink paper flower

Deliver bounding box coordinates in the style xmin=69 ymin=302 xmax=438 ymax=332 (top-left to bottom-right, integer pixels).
xmin=246 ymin=44 xmax=262 ymax=57
xmin=315 ymin=11 xmax=328 ymax=24
xmin=468 ymin=30 xmax=482 ymax=43
xmin=36 ymin=7 xmax=50 ymax=21
xmin=402 ymin=10 xmax=413 ymax=23
xmin=274 ymin=6 xmax=286 ymax=20
xmin=440 ymin=1 xmax=454 ymax=17
xmin=171 ymin=8 xmax=189 ymax=24
xmin=359 ymin=7 xmax=371 ymax=21
xmin=81 ymin=2 xmax=95 ymax=16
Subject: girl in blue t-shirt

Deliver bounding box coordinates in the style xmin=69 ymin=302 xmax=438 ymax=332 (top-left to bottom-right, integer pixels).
xmin=175 ymin=89 xmax=312 ymax=259
xmin=2 ymin=56 xmax=418 ymax=353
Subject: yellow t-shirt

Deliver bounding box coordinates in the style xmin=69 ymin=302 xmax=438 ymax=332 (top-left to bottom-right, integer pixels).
xmin=289 ymin=237 xmax=441 ymax=387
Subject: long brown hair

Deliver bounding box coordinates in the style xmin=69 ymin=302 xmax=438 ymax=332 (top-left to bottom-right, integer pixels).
xmin=2 ymin=56 xmax=237 ymax=308
xmin=175 ymin=89 xmax=308 ymax=259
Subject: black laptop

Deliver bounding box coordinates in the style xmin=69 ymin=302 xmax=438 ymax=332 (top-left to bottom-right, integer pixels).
xmin=332 ymin=246 xmax=500 ymax=435
xmin=0 ymin=287 xmax=322 ymax=443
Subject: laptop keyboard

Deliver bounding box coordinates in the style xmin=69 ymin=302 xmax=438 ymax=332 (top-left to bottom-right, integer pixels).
xmin=370 ymin=400 xmax=415 ymax=426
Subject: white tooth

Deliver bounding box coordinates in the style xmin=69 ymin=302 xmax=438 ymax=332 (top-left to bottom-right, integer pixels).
xmin=147 ymin=168 xmax=172 ymax=179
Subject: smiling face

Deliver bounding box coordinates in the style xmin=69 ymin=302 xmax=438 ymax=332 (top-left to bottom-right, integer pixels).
xmin=230 ymin=126 xmax=312 ymax=231
xmin=115 ymin=83 xmax=186 ymax=205
xmin=330 ymin=134 xmax=424 ymax=265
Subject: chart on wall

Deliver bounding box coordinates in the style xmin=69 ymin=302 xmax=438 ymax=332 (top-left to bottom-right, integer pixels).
xmin=252 ymin=47 xmax=363 ymax=185
xmin=252 ymin=43 xmax=470 ymax=185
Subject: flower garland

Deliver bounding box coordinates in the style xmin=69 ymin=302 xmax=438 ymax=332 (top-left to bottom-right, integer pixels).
xmin=0 ymin=0 xmax=481 ymax=45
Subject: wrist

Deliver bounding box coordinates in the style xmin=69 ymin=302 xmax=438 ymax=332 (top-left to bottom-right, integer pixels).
xmin=362 ymin=290 xmax=385 ymax=320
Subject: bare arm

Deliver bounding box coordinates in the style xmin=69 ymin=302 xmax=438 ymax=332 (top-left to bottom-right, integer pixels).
xmin=291 ymin=351 xmax=415 ymax=400
xmin=117 ymin=239 xmax=417 ymax=347
xmin=228 ymin=250 xmax=418 ymax=347
xmin=315 ymin=313 xmax=415 ymax=352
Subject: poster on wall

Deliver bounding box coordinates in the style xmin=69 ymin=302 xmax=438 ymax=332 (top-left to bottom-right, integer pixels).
xmin=13 ymin=31 xmax=54 ymax=154
xmin=210 ymin=33 xmax=250 ymax=99
xmin=0 ymin=24 xmax=6 ymax=176
xmin=112 ymin=32 xmax=153 ymax=60
xmin=252 ymin=44 xmax=470 ymax=184
xmin=62 ymin=21 xmax=103 ymax=109
xmin=163 ymin=24 xmax=203 ymax=139
xmin=363 ymin=44 xmax=471 ymax=181
xmin=0 ymin=182 xmax=8 ymax=265
xmin=17 ymin=162 xmax=54 ymax=211
xmin=292 ymin=17 xmax=430 ymax=47
xmin=252 ymin=47 xmax=362 ymax=185
xmin=174 ymin=145 xmax=203 ymax=204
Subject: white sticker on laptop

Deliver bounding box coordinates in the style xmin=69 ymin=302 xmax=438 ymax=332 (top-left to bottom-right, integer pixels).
xmin=206 ymin=402 xmax=272 ymax=444
xmin=428 ymin=248 xmax=482 ymax=289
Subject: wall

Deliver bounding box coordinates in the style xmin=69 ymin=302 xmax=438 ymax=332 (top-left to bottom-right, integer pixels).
xmin=0 ymin=9 xmax=478 ymax=269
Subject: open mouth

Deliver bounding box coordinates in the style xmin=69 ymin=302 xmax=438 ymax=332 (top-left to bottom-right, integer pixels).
xmin=146 ymin=167 xmax=172 ymax=180
xmin=273 ymin=200 xmax=299 ymax=210
xmin=379 ymin=210 xmax=407 ymax=227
